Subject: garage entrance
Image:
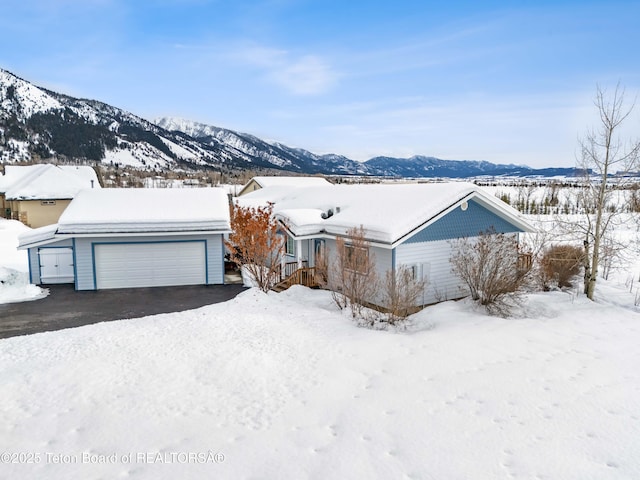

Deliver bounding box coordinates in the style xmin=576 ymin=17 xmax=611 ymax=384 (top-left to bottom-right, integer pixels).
xmin=94 ymin=241 xmax=207 ymax=289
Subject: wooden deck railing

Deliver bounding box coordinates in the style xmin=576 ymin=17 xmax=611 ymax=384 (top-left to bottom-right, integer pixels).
xmin=275 ymin=260 xmax=308 ymax=280
xmin=272 ymin=266 xmax=318 ymax=292
xmin=287 ymin=267 xmax=317 ymax=287
xmin=517 ymin=252 xmax=533 ymax=271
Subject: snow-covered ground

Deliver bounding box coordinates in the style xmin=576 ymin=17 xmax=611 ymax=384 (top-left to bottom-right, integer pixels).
xmin=1 ymin=217 xmax=639 ymax=479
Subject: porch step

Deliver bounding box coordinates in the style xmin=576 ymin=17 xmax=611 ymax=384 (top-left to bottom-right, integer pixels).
xmin=271 ymin=283 xmax=288 ymax=293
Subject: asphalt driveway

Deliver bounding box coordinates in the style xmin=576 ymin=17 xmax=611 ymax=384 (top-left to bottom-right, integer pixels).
xmin=0 ymin=284 xmax=247 ymax=339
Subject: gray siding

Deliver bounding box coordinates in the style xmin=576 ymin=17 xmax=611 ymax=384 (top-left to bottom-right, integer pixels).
xmin=395 ymin=239 xmax=468 ymax=305
xmin=284 ymin=237 xmax=312 ymax=264
xmin=27 ymin=247 xmax=39 ymax=284
xmin=74 ymin=237 xmax=94 ymax=290
xmin=73 ymin=234 xmax=224 ymax=290
xmin=404 ymin=199 xmax=523 ymax=244
xmin=396 ymin=232 xmax=520 ymax=305
xmin=207 ymin=234 xmax=225 ymax=284
xmin=323 ymin=238 xmax=392 ymax=307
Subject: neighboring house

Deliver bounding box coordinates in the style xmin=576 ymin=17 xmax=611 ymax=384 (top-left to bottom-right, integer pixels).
xmin=18 ymin=188 xmax=231 ymax=290
xmin=0 ymin=164 xmax=101 ymax=228
xmin=237 ymin=175 xmax=331 ymax=197
xmin=239 ymin=182 xmax=535 ymax=306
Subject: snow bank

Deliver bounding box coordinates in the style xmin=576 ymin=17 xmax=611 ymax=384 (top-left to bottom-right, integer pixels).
xmin=0 ymin=286 xmax=638 ymax=479
xmin=0 ymin=219 xmax=47 ymax=303
xmin=0 ymin=267 xmax=48 ymax=304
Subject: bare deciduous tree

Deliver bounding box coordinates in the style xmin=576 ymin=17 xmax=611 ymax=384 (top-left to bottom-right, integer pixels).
xmin=450 ymin=229 xmax=532 ymax=317
xmin=330 ymin=226 xmax=380 ymax=319
xmin=225 ymin=203 xmax=284 ymax=292
xmin=578 ymin=83 xmax=640 ymax=300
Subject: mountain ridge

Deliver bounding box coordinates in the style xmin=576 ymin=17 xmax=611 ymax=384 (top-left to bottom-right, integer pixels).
xmin=0 ymin=67 xmax=580 ymax=178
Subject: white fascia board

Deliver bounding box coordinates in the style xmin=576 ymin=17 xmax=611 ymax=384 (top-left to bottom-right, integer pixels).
xmin=18 ymin=235 xmax=67 ymax=250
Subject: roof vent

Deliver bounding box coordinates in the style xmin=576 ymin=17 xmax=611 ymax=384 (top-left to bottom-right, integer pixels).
xmin=321 ymin=208 xmax=334 ymax=219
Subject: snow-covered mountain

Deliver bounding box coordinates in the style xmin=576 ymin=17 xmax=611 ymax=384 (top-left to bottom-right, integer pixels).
xmin=0 ymin=69 xmax=254 ymax=171
xmin=154 ymin=117 xmax=367 ymax=175
xmin=1 ymin=68 xmax=579 ymax=177
xmin=365 ymin=155 xmax=528 ymax=178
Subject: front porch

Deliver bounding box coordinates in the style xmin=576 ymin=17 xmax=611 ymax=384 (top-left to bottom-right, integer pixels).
xmin=271 ymin=260 xmax=323 ymax=292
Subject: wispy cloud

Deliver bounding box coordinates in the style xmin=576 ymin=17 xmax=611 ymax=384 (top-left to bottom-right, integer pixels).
xmin=269 ymin=55 xmax=337 ymax=95
xmin=233 ymin=45 xmax=339 ymax=95
xmin=267 ymin=92 xmax=588 ymax=165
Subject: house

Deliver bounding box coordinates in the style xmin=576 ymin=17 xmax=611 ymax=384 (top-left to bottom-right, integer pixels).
xmin=239 ymin=182 xmax=535 ymax=306
xmin=0 ymin=164 xmax=101 ymax=227
xmin=237 ymin=175 xmax=331 ymax=197
xmin=18 ymin=188 xmax=231 ymax=290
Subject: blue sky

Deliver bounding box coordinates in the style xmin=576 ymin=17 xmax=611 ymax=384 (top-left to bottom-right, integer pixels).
xmin=2 ymin=0 xmax=639 ymax=168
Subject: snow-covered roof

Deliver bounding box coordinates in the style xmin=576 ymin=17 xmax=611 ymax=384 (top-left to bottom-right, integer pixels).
xmin=57 ymin=188 xmax=230 ymax=234
xmin=16 ymin=223 xmax=59 ymax=247
xmin=238 ymin=176 xmax=331 ymax=196
xmin=0 ymin=164 xmax=100 ymax=200
xmin=241 ymin=182 xmax=534 ymax=245
xmin=251 ymin=176 xmax=331 ymax=188
xmin=18 ymin=188 xmax=232 ymax=248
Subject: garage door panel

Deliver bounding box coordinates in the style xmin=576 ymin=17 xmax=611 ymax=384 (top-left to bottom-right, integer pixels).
xmin=94 ymin=242 xmax=206 ymax=289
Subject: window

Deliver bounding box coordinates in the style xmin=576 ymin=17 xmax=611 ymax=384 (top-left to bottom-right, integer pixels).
xmin=409 ymin=264 xmax=418 ymax=280
xmin=285 ymin=236 xmax=295 ymax=256
xmin=41 ymin=200 xmax=56 ymax=206
xmin=345 ymin=244 xmax=369 ymax=274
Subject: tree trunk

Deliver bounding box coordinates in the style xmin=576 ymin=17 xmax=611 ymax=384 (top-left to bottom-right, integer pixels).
xmin=583 ymin=238 xmax=591 ymax=295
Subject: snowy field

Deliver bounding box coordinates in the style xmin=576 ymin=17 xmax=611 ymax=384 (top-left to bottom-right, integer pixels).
xmin=1 ymin=217 xmax=640 ymax=479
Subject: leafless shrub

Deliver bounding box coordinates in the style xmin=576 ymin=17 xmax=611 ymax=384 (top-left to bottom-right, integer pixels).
xmin=330 ymin=226 xmax=380 ymax=319
xmin=432 ymin=284 xmax=447 ymax=304
xmin=599 ymin=233 xmax=628 ymax=281
xmin=382 ymin=265 xmax=428 ymax=324
xmin=450 ymin=229 xmax=532 ymax=317
xmin=540 ymin=244 xmax=585 ymax=290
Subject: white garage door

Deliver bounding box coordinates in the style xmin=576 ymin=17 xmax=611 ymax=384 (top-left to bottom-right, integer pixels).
xmin=94 ymin=242 xmax=206 ymax=289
